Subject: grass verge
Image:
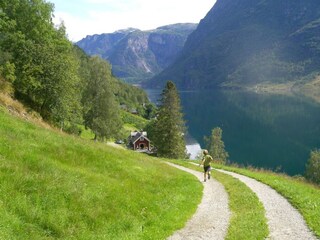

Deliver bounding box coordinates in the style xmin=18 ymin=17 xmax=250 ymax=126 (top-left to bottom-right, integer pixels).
xmin=212 ymin=164 xmax=320 ymax=238
xmin=0 ymin=107 xmax=202 ymax=239
xmin=214 ymin=171 xmax=269 ymax=240
xmin=168 ymin=160 xmax=269 ymax=240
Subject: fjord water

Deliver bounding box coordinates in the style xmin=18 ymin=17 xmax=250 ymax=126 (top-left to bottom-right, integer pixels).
xmin=145 ymin=89 xmax=320 ymax=175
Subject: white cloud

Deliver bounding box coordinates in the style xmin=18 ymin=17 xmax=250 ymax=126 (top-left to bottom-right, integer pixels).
xmin=53 ymin=12 xmax=90 ymax=41
xmin=52 ymin=0 xmax=216 ymax=41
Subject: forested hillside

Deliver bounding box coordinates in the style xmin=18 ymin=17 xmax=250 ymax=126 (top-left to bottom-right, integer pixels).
xmin=149 ymin=0 xmax=320 ymax=93
xmin=0 ymin=0 xmax=150 ymax=139
xmin=77 ymin=24 xmax=197 ymax=83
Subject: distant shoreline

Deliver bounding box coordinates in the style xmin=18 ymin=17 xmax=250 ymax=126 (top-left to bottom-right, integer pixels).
xmin=243 ymin=81 xmax=320 ymax=104
xmin=219 ymin=79 xmax=320 ymax=105
xmin=140 ymin=80 xmax=320 ymax=105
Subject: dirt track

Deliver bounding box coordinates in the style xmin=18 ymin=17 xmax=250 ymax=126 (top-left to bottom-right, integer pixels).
xmin=166 ymin=163 xmax=318 ymax=240
xmin=166 ymin=163 xmax=231 ymax=240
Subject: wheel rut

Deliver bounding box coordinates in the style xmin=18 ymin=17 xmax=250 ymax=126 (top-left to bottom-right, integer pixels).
xmin=166 ymin=163 xmax=318 ymax=239
xmin=217 ymin=169 xmax=318 ymax=240
xmin=166 ymin=163 xmax=231 ymax=240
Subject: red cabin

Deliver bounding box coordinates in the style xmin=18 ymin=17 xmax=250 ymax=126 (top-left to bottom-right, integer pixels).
xmin=128 ymin=131 xmax=151 ymax=152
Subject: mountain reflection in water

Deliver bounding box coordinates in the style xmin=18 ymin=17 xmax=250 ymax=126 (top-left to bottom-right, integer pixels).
xmin=144 ymin=88 xmax=320 ymax=175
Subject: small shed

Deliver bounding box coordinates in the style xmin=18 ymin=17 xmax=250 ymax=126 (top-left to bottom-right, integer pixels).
xmin=128 ymin=131 xmax=151 ymax=152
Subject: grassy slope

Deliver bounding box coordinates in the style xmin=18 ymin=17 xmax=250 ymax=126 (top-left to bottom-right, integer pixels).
xmin=168 ymin=160 xmax=269 ymax=240
xmin=0 ymin=107 xmax=202 ymax=239
xmin=120 ymin=111 xmax=148 ymax=130
xmin=213 ymin=164 xmax=320 ymax=238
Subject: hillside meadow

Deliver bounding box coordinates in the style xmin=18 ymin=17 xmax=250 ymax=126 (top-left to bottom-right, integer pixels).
xmin=0 ymin=107 xmax=202 ymax=239
xmin=1 ymin=99 xmax=320 ymax=239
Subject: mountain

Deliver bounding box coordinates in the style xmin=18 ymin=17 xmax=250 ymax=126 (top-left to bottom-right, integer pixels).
xmin=76 ymin=23 xmax=197 ymax=83
xmin=148 ymin=0 xmax=320 ymax=91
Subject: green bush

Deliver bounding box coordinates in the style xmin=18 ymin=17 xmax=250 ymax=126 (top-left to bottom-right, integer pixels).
xmin=305 ymin=149 xmax=320 ymax=184
xmin=64 ymin=124 xmax=82 ymax=136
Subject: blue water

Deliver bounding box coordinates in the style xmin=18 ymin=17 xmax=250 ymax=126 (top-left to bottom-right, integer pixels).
xmin=144 ymin=88 xmax=320 ymax=175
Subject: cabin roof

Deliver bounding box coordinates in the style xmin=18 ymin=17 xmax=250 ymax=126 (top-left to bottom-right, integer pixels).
xmin=130 ymin=131 xmax=150 ymax=144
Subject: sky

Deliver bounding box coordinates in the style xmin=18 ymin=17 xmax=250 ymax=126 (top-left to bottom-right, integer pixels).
xmin=50 ymin=0 xmax=216 ymax=42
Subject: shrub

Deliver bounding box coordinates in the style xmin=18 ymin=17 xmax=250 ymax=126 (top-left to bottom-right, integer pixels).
xmin=305 ymin=149 xmax=320 ymax=184
xmin=65 ymin=124 xmax=82 ymax=136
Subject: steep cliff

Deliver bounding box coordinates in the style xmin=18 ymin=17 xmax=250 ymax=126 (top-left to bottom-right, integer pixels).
xmin=76 ymin=24 xmax=197 ymax=83
xmin=149 ymin=0 xmax=320 ymax=90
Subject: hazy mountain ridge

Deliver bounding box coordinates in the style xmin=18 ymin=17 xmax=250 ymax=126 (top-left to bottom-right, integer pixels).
xmin=149 ymin=0 xmax=320 ymax=92
xmin=76 ymin=23 xmax=197 ymax=83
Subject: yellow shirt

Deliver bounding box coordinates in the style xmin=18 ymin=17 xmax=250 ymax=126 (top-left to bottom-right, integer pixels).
xmin=202 ymin=154 xmax=213 ymax=167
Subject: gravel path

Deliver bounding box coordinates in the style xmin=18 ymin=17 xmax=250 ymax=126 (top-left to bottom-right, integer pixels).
xmin=216 ymin=169 xmax=318 ymax=240
xmin=166 ymin=163 xmax=231 ymax=240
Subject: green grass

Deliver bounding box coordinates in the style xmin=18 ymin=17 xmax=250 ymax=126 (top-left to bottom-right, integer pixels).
xmin=212 ymin=163 xmax=320 ymax=238
xmin=0 ymin=107 xmax=202 ymax=239
xmin=168 ymin=160 xmax=269 ymax=240
xmin=121 ymin=111 xmax=148 ymax=130
xmin=79 ymin=125 xmax=95 ymax=140
xmin=214 ymin=171 xmax=268 ymax=240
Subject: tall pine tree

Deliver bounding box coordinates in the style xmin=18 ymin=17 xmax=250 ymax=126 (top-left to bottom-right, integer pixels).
xmin=204 ymin=127 xmax=229 ymax=164
xmin=154 ymin=81 xmax=186 ymax=158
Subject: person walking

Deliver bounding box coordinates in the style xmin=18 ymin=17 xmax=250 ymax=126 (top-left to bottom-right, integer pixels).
xmin=200 ymin=149 xmax=213 ymax=182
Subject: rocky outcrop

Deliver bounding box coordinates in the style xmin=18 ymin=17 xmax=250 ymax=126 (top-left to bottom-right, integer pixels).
xmin=76 ymin=23 xmax=197 ymax=83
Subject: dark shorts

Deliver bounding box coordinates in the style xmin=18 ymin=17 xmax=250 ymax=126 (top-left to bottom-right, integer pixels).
xmin=204 ymin=166 xmax=211 ymax=173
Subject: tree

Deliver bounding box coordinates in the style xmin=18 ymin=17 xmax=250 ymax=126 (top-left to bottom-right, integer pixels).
xmin=1 ymin=0 xmax=153 ymax=135
xmin=204 ymin=127 xmax=229 ymax=164
xmin=113 ymin=79 xmax=149 ymax=118
xmin=153 ymin=81 xmax=186 ymax=158
xmin=1 ymin=0 xmax=82 ymax=127
xmin=0 ymin=59 xmax=15 ymax=95
xmin=143 ymin=103 xmax=157 ymax=119
xmin=0 ymin=9 xmax=17 ymax=95
xmin=305 ymin=149 xmax=320 ymax=184
xmin=83 ymin=56 xmax=122 ymax=141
